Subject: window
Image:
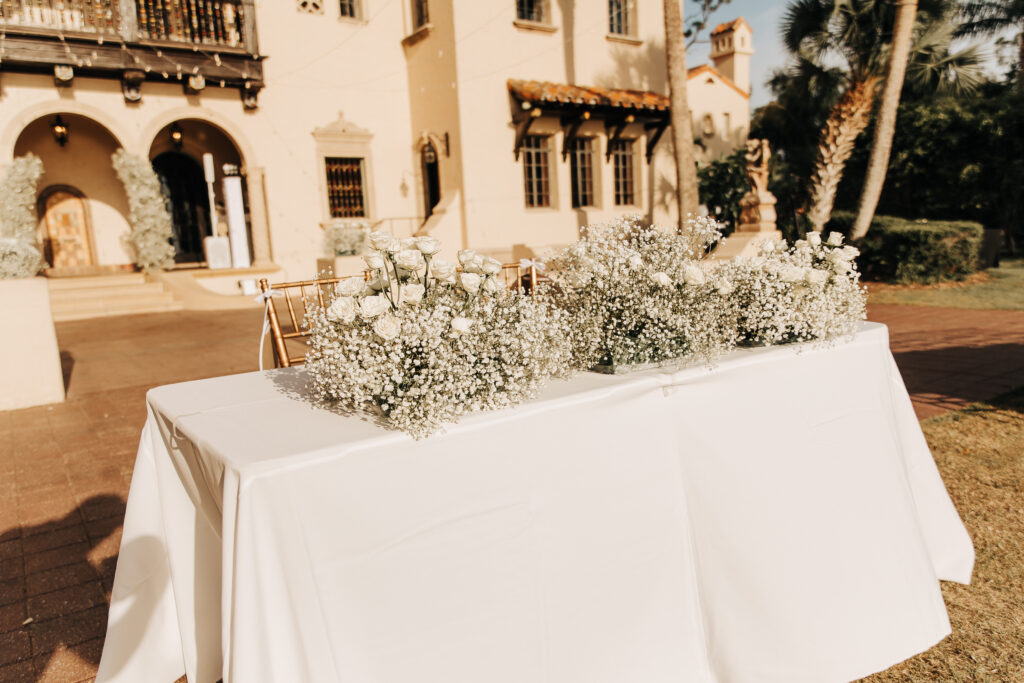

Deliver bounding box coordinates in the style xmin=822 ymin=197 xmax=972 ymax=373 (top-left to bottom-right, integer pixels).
xmin=569 ymin=137 xmax=595 ymax=208
xmin=522 ymin=135 xmax=551 ymax=208
xmin=610 ymin=139 xmax=636 ymax=206
xmin=723 ymin=112 xmax=732 ymax=136
xmin=325 ymin=157 xmax=367 ymax=217
xmin=339 ymin=0 xmax=359 ymax=18
xmin=608 ymin=0 xmax=632 ymax=36
xmin=412 ymin=0 xmax=429 ymax=28
xmin=517 ymin=0 xmax=545 ymax=23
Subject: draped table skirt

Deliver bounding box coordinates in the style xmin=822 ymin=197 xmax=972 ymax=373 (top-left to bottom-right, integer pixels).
xmin=96 ymin=322 xmax=973 ymax=683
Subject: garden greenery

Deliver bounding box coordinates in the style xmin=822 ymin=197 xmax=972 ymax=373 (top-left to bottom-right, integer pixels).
xmin=0 ymin=154 xmax=45 ymax=279
xmin=111 ymin=149 xmax=175 ymax=272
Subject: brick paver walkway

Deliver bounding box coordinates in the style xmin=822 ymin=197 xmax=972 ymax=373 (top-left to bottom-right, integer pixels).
xmin=0 ymin=304 xmax=1022 ymax=682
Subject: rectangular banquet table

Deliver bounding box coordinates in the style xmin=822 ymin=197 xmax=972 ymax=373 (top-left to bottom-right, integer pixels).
xmin=96 ymin=322 xmax=973 ymax=683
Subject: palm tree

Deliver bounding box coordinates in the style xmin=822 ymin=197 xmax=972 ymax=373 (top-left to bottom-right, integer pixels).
xmin=663 ymin=0 xmax=701 ymax=228
xmin=850 ymin=0 xmax=918 ymax=240
xmin=957 ymin=0 xmax=1024 ymax=84
xmin=781 ymin=0 xmax=985 ymax=232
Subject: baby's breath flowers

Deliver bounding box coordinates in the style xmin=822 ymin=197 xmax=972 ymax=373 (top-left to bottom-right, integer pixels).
xmin=306 ymin=233 xmax=571 ymax=438
xmin=720 ymin=233 xmax=867 ymax=346
xmin=539 ymin=215 xmax=738 ymax=370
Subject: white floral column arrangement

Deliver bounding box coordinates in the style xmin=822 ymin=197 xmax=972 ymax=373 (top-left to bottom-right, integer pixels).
xmin=111 ymin=149 xmax=175 ymax=272
xmin=306 ymin=232 xmax=572 ymax=438
xmin=0 ymin=154 xmax=45 ymax=279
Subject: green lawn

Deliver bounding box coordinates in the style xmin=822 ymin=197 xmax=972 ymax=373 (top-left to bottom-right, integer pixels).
xmin=868 ymin=258 xmax=1024 ymax=310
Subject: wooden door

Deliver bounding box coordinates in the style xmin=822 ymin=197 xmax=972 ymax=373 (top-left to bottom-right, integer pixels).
xmin=43 ymin=190 xmax=93 ymax=269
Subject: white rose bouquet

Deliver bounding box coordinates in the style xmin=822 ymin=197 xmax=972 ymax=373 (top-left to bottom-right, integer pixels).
xmin=539 ymin=215 xmax=737 ymax=370
xmin=306 ymin=232 xmax=572 ymax=438
xmin=720 ymin=233 xmax=866 ymax=346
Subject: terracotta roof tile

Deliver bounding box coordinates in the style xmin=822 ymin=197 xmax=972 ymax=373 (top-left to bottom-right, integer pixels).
xmin=507 ymin=79 xmax=669 ymax=111
xmin=710 ymin=17 xmax=751 ymax=36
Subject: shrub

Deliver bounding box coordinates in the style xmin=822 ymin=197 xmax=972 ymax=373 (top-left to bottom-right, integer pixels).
xmin=827 ymin=212 xmax=983 ymax=283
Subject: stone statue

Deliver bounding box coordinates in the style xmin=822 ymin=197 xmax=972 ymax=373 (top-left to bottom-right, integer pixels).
xmin=744 ymin=139 xmax=771 ymax=196
xmin=738 ymin=138 xmax=778 ymax=232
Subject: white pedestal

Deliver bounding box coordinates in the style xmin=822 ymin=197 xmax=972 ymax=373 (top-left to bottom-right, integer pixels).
xmin=223 ymin=175 xmax=250 ymax=269
xmin=0 ymin=277 xmax=65 ymax=410
xmin=203 ymin=236 xmax=232 ymax=269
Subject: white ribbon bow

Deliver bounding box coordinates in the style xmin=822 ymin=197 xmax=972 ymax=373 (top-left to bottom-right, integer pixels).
xmin=256 ymin=288 xmax=285 ymax=370
xmin=519 ymin=258 xmax=546 ymax=274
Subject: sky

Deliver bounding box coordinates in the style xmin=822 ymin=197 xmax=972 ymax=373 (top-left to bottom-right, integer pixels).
xmin=686 ymin=0 xmax=791 ymax=109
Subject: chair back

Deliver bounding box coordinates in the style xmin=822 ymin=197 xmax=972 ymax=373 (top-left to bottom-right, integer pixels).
xmin=258 ymin=276 xmax=350 ymax=368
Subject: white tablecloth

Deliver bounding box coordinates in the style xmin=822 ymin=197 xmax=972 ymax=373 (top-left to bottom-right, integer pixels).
xmin=96 ymin=322 xmax=973 ymax=683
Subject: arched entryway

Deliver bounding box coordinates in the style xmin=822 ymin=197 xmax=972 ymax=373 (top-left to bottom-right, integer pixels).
xmin=421 ymin=141 xmax=440 ymax=221
xmin=13 ymin=113 xmax=132 ymax=274
xmin=151 ymin=152 xmax=210 ymax=264
xmin=149 ymin=119 xmax=249 ymax=266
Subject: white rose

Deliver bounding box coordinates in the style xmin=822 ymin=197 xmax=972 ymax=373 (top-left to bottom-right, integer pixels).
xmin=360 ymin=295 xmax=390 ymax=318
xmin=652 ymin=271 xmax=673 ymax=287
xmin=482 ymin=276 xmax=500 ymax=294
xmin=827 ymin=232 xmax=844 ymax=246
xmin=457 ymin=249 xmax=477 ymax=266
xmin=566 ymin=271 xmax=590 ymax=288
xmin=400 ymin=237 xmax=418 ymax=250
xmin=681 ymin=263 xmax=706 ymax=286
xmin=832 ymin=259 xmax=851 ymax=275
xmin=463 ymin=255 xmax=485 ymax=274
xmin=628 ymin=253 xmax=643 ymax=270
xmin=336 ymin=277 xmax=364 ymax=297
xmin=459 ymin=272 xmax=482 ymax=294
xmin=780 ymin=266 xmax=804 ymax=283
xmin=326 ymin=296 xmax=356 ymax=323
xmin=368 ymin=231 xmax=395 ymax=251
xmin=400 ymin=283 xmax=425 ymax=304
xmin=385 ymin=238 xmax=402 ymax=253
xmin=716 ymin=279 xmax=734 ymax=296
xmin=416 ymin=237 xmax=441 ymax=255
xmin=481 ymin=257 xmax=502 ymax=276
xmin=805 ymin=268 xmax=829 ymax=285
xmin=430 ymin=258 xmax=456 ymax=283
xmin=451 ymin=317 xmax=474 ymax=335
xmin=363 ymin=253 xmax=385 ymax=270
xmin=373 ymin=314 xmax=401 ymax=340
xmin=395 ymin=249 xmax=425 ymax=271
xmin=806 ymin=232 xmax=822 ymax=247
xmin=841 ymin=245 xmax=860 ymax=260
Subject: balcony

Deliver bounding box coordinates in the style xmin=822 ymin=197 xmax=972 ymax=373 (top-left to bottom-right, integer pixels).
xmin=0 ymin=0 xmax=263 ymax=106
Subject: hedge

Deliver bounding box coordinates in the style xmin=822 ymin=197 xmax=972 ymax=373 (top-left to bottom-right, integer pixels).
xmin=825 ymin=213 xmax=984 ymax=284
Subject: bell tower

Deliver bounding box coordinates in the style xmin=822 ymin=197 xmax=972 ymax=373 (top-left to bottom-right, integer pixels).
xmin=709 ymin=18 xmax=754 ymax=94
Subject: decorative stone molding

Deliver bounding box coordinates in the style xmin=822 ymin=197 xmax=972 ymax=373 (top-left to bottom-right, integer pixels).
xmin=297 ymin=0 xmax=323 ymax=12
xmin=313 ymin=111 xmax=373 ymax=142
xmin=122 ymin=69 xmax=145 ymax=103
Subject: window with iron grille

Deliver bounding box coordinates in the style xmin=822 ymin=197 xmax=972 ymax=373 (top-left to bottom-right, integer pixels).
xmin=516 ymin=0 xmax=545 ymax=23
xmin=522 ymin=135 xmax=551 ymax=208
xmin=569 ymin=137 xmax=595 ymax=208
xmin=339 ymin=0 xmax=360 ymax=18
xmin=412 ymin=0 xmax=429 ymax=27
xmin=611 ymin=139 xmax=636 ymax=206
xmin=325 ymin=157 xmax=367 ymax=218
xmin=608 ymin=0 xmax=632 ymax=35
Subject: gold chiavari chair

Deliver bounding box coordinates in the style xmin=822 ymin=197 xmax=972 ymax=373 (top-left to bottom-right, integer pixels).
xmin=498 ymin=261 xmax=544 ymax=293
xmin=258 ymin=275 xmax=350 ymax=368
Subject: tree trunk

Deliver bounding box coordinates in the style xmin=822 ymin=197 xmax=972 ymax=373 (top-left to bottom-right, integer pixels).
xmin=851 ymin=0 xmax=918 ymax=240
xmin=663 ymin=0 xmax=701 ymax=229
xmin=805 ymin=76 xmax=880 ymax=232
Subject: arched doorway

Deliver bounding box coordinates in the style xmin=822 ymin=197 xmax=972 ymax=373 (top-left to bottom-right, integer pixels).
xmin=36 ymin=186 xmax=94 ymax=270
xmin=421 ymin=141 xmax=440 ymax=221
xmin=151 ymin=152 xmax=210 ymax=264
xmin=149 ymin=119 xmax=248 ymax=266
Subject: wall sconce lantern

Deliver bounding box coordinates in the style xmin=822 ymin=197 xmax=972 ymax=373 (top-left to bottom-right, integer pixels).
xmin=170 ymin=122 xmax=184 ymax=150
xmin=51 ymin=115 xmax=69 ymax=147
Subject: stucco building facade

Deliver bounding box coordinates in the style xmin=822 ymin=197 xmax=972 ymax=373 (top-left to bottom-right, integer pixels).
xmin=0 ymin=0 xmax=752 ymax=303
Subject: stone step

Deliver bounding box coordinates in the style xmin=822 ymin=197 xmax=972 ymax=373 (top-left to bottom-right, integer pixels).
xmin=50 ymin=298 xmax=185 ymax=322
xmin=46 ymin=273 xmax=147 ymax=290
xmin=49 ymin=282 xmax=171 ymax=302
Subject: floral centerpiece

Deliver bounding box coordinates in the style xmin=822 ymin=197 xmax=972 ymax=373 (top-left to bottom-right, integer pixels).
xmin=539 ymin=215 xmax=738 ymax=372
xmin=305 ymin=232 xmax=572 ymax=438
xmin=720 ymin=232 xmax=866 ymax=346
xmin=323 ymin=219 xmax=370 ymax=257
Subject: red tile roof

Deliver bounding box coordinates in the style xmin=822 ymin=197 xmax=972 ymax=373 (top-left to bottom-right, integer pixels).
xmin=710 ymin=17 xmax=751 ymax=36
xmin=686 ymin=64 xmax=750 ymax=99
xmin=507 ymin=79 xmax=669 ymax=111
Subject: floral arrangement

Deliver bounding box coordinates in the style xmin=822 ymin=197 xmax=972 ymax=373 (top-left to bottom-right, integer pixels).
xmin=323 ymin=219 xmax=369 ymax=256
xmin=305 ymin=231 xmax=572 ymax=438
xmin=538 ymin=215 xmax=738 ymax=370
xmin=0 ymin=154 xmax=45 ymax=279
xmin=720 ymin=232 xmax=866 ymax=346
xmin=111 ymin=149 xmax=175 ymax=272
